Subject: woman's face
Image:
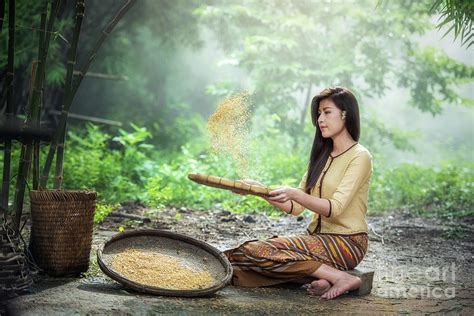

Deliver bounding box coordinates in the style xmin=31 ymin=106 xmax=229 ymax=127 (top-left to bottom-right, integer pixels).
xmin=317 ymin=98 xmax=345 ymax=139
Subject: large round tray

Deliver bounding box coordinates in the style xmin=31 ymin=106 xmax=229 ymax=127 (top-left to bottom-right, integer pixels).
xmin=97 ymin=229 xmax=233 ymax=297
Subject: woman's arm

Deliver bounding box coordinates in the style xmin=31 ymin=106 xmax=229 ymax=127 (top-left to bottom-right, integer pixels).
xmin=264 ymin=199 xmax=293 ymax=214
xmin=236 ymin=179 xmax=328 ymax=215
xmin=269 ymin=151 xmax=372 ymax=218
xmin=268 ymin=187 xmax=330 ymax=217
xmin=237 ymin=179 xmax=329 ymax=216
xmin=237 ymin=179 xmax=294 ymax=214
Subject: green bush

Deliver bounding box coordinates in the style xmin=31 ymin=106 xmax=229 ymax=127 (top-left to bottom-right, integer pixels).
xmin=2 ymin=123 xmax=471 ymax=220
xmin=62 ymin=123 xmax=155 ymax=203
xmin=369 ymin=162 xmax=473 ymax=217
xmin=145 ymin=128 xmax=309 ymax=214
xmin=94 ymin=202 xmax=119 ymax=224
xmin=146 ymin=144 xmax=274 ymax=214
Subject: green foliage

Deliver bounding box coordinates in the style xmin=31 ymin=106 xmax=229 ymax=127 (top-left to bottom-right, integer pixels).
xmin=146 ymin=143 xmax=276 ymax=213
xmin=146 ymin=135 xmax=473 ymax=219
xmin=4 ymin=0 xmax=472 ymax=161
xmin=361 ymin=110 xmax=418 ymax=154
xmin=0 ymin=0 xmax=72 ymax=85
xmin=370 ymin=162 xmax=474 ymax=217
xmin=80 ymin=22 xmax=213 ymax=150
xmin=430 ymin=0 xmax=474 ymax=48
xmin=4 ymin=122 xmax=464 ymax=221
xmin=94 ymin=202 xmax=119 ymax=224
xmin=61 ymin=123 xmax=155 ymax=203
xmin=398 ymin=46 xmax=474 ymax=115
xmin=3 ymin=1 xmax=472 ymax=223
xmin=195 ymin=0 xmax=473 ymax=153
xmin=150 ymin=103 xmax=208 ymax=151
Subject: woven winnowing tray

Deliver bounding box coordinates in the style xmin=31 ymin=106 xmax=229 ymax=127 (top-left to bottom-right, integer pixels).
xmin=188 ymin=173 xmax=272 ymax=197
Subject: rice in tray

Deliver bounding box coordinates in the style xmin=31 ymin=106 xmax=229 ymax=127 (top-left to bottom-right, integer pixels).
xmin=111 ymin=248 xmax=214 ymax=290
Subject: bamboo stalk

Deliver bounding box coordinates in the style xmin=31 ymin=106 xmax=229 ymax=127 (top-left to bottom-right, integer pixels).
xmin=13 ymin=142 xmax=29 ymax=228
xmin=0 ymin=76 xmax=10 ymax=113
xmin=1 ymin=0 xmax=15 ymax=220
xmin=54 ymin=0 xmax=85 ymax=189
xmin=72 ymin=70 xmax=129 ymax=81
xmin=32 ymin=4 xmax=46 ymax=191
xmin=6 ymin=62 xmax=37 ymax=221
xmin=32 ymin=128 xmax=41 ymax=188
xmin=48 ymin=110 xmax=123 ymax=127
xmin=0 ymin=0 xmax=5 ymax=36
xmin=4 ymin=0 xmax=14 ymax=117
xmin=71 ymin=0 xmax=137 ymax=96
xmin=1 ymin=136 xmax=11 ymax=217
xmin=41 ymin=0 xmax=137 ymax=189
xmin=12 ymin=0 xmax=61 ymax=233
xmin=0 ymin=0 xmax=12 ymax=112
xmin=31 ymin=62 xmax=40 ymax=190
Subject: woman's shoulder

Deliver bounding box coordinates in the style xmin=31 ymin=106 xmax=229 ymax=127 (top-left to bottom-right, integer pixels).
xmin=353 ymin=143 xmax=373 ymax=160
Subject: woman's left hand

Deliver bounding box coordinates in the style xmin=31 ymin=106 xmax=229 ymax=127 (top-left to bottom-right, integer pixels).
xmin=268 ymin=186 xmax=299 ymax=203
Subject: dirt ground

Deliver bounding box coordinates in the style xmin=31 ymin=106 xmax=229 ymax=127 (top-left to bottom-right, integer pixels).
xmin=4 ymin=204 xmax=474 ymax=315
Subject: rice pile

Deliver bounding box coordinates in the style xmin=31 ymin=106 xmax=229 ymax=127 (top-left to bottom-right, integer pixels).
xmin=111 ymin=248 xmax=214 ymax=290
xmin=207 ymin=92 xmax=251 ymax=177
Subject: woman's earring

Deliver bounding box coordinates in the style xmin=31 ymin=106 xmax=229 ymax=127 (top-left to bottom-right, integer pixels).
xmin=341 ymin=111 xmax=346 ymax=120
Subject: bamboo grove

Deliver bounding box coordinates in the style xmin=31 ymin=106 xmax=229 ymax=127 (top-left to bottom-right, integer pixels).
xmin=0 ymin=0 xmax=137 ymax=235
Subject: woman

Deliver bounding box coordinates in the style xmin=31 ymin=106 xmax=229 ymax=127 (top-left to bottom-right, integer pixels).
xmin=225 ymin=86 xmax=372 ymax=300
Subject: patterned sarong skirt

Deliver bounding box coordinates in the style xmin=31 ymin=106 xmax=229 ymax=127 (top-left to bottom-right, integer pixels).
xmin=223 ymin=233 xmax=368 ymax=287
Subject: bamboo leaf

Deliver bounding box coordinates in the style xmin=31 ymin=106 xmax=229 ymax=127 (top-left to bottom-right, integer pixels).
xmin=437 ymin=15 xmax=455 ymax=29
xmin=429 ymin=0 xmax=444 ymax=13
xmin=46 ymin=62 xmax=66 ymax=85
xmin=441 ymin=22 xmax=456 ymax=39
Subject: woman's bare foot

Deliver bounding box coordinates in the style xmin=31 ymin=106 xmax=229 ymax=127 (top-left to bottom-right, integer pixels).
xmin=320 ymin=274 xmax=361 ymax=300
xmin=306 ymin=279 xmax=331 ymax=296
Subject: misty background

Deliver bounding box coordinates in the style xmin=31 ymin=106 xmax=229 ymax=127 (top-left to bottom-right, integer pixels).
xmin=70 ymin=1 xmax=473 ymax=165
xmin=1 ymin=0 xmax=473 ymax=217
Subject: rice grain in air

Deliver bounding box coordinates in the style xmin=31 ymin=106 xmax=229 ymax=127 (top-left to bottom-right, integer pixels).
xmin=207 ymin=92 xmax=251 ymax=178
xmin=111 ymin=248 xmax=214 ymax=290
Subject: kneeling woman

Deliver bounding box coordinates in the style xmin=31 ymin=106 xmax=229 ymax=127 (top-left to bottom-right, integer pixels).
xmin=225 ymin=86 xmax=372 ymax=300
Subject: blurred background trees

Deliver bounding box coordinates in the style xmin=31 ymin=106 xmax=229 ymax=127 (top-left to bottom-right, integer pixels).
xmin=1 ymin=0 xmax=472 ymax=221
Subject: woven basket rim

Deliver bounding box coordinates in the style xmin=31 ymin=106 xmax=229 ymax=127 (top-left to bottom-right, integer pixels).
xmin=97 ymin=229 xmax=233 ymax=297
xmin=30 ymin=189 xmax=97 ymax=201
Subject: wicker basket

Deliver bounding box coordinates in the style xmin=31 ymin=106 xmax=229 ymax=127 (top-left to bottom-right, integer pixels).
xmin=29 ymin=190 xmax=96 ymax=276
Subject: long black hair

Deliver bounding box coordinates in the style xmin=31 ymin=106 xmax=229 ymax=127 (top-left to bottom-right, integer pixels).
xmin=304 ymin=86 xmax=360 ymax=193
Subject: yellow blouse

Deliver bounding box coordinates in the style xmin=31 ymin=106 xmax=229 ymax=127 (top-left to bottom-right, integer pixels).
xmin=292 ymin=143 xmax=372 ymax=235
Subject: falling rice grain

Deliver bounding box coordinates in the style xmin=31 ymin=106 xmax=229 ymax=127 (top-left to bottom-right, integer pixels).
xmin=207 ymin=92 xmax=251 ymax=177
